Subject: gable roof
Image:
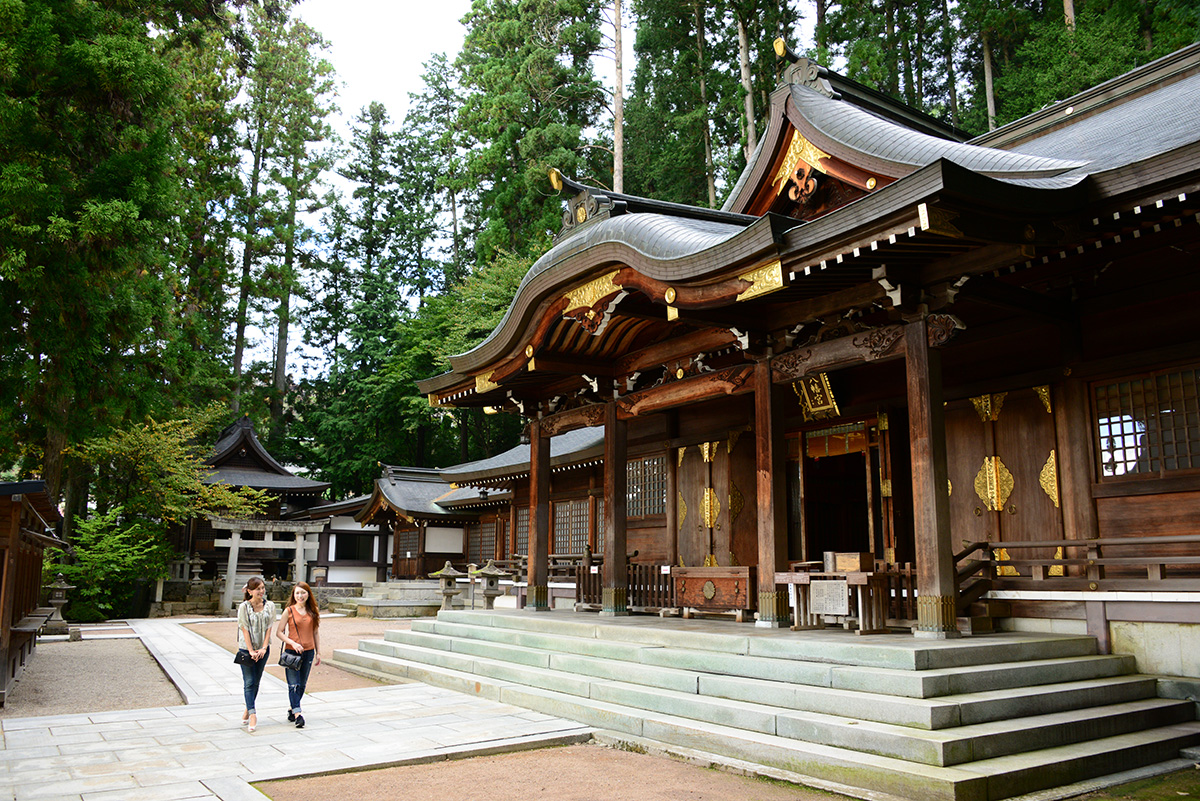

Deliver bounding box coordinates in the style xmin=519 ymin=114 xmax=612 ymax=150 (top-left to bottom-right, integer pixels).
xmin=203 ymin=416 xmax=330 ymax=495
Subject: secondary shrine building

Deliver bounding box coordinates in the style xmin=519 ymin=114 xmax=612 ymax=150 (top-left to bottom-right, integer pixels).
xmin=415 ymin=45 xmax=1200 ymax=670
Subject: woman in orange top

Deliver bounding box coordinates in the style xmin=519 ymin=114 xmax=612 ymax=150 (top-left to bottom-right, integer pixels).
xmin=276 ymin=581 xmax=320 ymax=728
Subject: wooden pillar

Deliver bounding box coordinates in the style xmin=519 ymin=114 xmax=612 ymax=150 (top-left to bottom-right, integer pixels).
xmin=755 ymin=359 xmax=788 ymax=627
xmin=664 ymin=412 xmax=679 ymax=568
xmin=905 ymin=318 xmax=960 ymax=638
xmin=1054 ymin=377 xmax=1099 ymax=543
xmin=602 ymin=402 xmax=629 ymax=616
xmin=528 ymin=418 xmax=552 ymax=611
xmin=221 ymin=528 xmax=241 ymax=612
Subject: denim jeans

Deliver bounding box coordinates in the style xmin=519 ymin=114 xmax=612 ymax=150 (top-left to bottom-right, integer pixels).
xmin=238 ymin=647 xmax=270 ymax=714
xmin=284 ymin=649 xmax=315 ymax=714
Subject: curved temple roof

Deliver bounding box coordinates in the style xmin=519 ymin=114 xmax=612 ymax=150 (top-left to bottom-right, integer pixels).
xmin=787 ymin=83 xmax=1091 ymax=187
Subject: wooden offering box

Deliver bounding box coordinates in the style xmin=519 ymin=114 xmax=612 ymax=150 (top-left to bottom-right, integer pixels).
xmin=673 ymin=566 xmax=756 ymax=621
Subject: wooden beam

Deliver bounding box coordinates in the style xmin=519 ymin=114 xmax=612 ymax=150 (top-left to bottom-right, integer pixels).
xmin=771 ymin=323 xmax=906 ymax=382
xmin=956 ymin=277 xmax=1067 ymax=323
xmin=765 ymin=282 xmax=888 ymax=330
xmin=615 ymin=328 xmax=740 ymax=375
xmin=615 ymin=365 xmax=753 ymax=418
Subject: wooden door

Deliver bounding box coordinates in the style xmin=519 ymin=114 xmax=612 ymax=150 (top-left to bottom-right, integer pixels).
xmin=676 ymin=440 xmax=734 ymax=566
xmin=946 ymin=387 xmax=1064 ymax=571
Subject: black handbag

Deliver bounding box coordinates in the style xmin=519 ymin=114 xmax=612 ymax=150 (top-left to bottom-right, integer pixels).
xmin=234 ymin=650 xmax=253 ymax=666
xmin=278 ymin=607 xmax=304 ymax=670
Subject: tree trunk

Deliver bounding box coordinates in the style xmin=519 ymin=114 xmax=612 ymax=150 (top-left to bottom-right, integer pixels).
xmin=885 ymin=0 xmax=899 ymax=96
xmin=613 ymin=0 xmax=625 ymax=193
xmin=695 ymin=2 xmax=716 ymax=208
xmin=270 ymin=153 xmax=300 ymax=445
xmin=815 ymin=0 xmax=827 ymax=50
xmin=1064 ymin=0 xmax=1076 ymax=31
xmin=943 ymin=0 xmax=959 ymax=128
xmin=233 ymin=114 xmax=267 ymax=415
xmin=738 ymin=15 xmax=757 ymax=163
xmin=62 ymin=460 xmax=91 ymax=545
xmin=983 ymin=33 xmax=997 ymax=131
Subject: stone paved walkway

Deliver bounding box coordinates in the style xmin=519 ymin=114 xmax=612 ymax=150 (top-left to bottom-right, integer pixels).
xmin=0 ymin=619 xmax=591 ymax=800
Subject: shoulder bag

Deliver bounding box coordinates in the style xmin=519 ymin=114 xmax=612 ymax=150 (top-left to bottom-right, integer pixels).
xmin=278 ymin=607 xmax=304 ymax=670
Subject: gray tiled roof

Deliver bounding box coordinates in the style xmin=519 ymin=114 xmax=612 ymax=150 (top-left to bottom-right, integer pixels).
xmin=370 ymin=467 xmax=464 ymax=519
xmin=439 ymin=427 xmax=606 ymax=485
xmin=205 ymin=467 xmax=330 ymax=493
xmin=791 ymin=84 xmax=1090 ymax=184
xmin=1007 ymin=70 xmax=1200 ymax=176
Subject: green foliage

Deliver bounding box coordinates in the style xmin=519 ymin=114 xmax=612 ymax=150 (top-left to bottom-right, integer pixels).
xmin=456 ymin=0 xmax=605 ymax=263
xmin=48 ymin=405 xmax=266 ymax=621
xmin=46 ymin=508 xmax=174 ymax=622
xmin=993 ymin=11 xmax=1144 ymax=125
xmin=70 ymin=404 xmax=268 ymax=525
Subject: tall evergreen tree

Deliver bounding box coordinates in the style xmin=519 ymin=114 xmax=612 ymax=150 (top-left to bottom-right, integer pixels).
xmin=456 ymin=0 xmax=605 ymax=263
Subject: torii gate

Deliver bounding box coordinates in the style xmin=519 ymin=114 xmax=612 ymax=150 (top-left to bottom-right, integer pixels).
xmin=208 ymin=516 xmax=326 ymax=611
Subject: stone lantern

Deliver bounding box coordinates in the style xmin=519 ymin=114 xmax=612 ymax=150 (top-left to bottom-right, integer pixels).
xmin=188 ymin=551 xmax=204 ymax=584
xmin=429 ymin=561 xmax=466 ymax=611
xmin=44 ymin=573 xmax=75 ymax=635
xmin=472 ymin=560 xmax=510 ymax=610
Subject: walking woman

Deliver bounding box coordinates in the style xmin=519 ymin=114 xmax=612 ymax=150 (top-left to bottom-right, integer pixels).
xmin=236 ymin=576 xmax=277 ymax=733
xmin=276 ymin=580 xmax=320 ymax=728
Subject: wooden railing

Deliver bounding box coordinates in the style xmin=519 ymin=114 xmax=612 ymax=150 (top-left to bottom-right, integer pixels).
xmin=954 ymin=535 xmax=1200 ymax=592
xmin=873 ymin=561 xmax=918 ymax=623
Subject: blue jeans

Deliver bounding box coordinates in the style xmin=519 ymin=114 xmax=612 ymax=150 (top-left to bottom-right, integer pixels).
xmin=285 ymin=649 xmax=315 ymax=714
xmin=238 ymin=647 xmax=269 ymax=714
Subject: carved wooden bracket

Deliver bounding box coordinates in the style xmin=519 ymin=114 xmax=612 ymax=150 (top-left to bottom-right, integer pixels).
xmin=616 ymin=365 xmax=752 ymax=418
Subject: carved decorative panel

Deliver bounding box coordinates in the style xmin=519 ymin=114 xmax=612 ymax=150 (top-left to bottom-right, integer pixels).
xmin=974 ymin=456 xmax=1014 ymax=512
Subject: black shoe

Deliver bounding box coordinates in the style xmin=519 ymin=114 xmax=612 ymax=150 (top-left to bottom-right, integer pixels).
xmin=287 ymin=710 xmax=295 ymax=722
xmin=294 ymin=714 xmax=305 ymax=729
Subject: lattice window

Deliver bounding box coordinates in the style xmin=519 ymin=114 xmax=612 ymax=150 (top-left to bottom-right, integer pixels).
xmin=1095 ymin=366 xmax=1200 ymax=478
xmin=466 ymin=522 xmax=494 ymax=565
xmin=627 ymin=454 xmax=666 ymax=518
xmin=515 ymin=507 xmax=529 ymax=556
xmin=395 ymin=529 xmax=418 ymax=555
xmin=596 ymin=497 xmax=606 ymax=555
xmin=553 ymin=501 xmax=571 ymax=553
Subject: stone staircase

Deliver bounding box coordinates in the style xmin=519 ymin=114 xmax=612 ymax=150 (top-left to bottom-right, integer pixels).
xmin=326 ymin=579 xmax=462 ymax=618
xmin=331 ymin=609 xmax=1199 ymax=801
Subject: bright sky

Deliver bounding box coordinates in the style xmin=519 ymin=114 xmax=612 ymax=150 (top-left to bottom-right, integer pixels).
xmin=296 ymin=0 xmax=636 ymax=138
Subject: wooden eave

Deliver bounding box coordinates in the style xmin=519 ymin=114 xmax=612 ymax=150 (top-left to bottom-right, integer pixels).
xmin=419 ymin=213 xmax=793 ymax=402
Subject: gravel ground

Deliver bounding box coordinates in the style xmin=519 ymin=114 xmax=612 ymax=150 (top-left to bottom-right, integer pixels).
xmin=0 ymin=638 xmax=182 ymax=719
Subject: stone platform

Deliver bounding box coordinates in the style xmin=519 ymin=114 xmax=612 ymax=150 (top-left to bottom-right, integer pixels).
xmin=332 ymin=609 xmax=1200 ymax=801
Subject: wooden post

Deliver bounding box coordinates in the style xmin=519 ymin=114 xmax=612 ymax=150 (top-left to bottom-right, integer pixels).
xmin=529 ymin=418 xmax=552 ymax=611
xmin=665 ymin=411 xmax=679 ymax=567
xmin=904 ymin=318 xmax=960 ymax=638
xmin=602 ymin=402 xmax=629 ymax=616
xmin=1054 ymin=378 xmax=1099 ymax=544
xmin=755 ymin=359 xmax=788 ymax=627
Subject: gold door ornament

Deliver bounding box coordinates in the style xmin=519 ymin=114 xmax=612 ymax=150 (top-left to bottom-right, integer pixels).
xmin=994 ymin=547 xmax=1020 ymax=577
xmin=677 ymin=446 xmax=687 ymax=467
xmin=974 ymin=456 xmax=1014 ymax=512
xmin=1040 ymin=450 xmax=1060 ymax=508
xmin=702 ymin=488 xmax=721 ymax=528
xmin=677 ymin=493 xmax=687 ymax=532
xmin=970 ymin=392 xmax=1007 ymax=422
xmin=729 ymin=482 xmax=744 ymax=524
xmin=1035 ymin=385 xmax=1052 ymax=414
xmin=1049 ymin=547 xmax=1065 ymax=577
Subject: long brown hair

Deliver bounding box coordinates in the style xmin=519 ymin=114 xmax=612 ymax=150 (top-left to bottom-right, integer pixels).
xmin=285 ymin=581 xmax=320 ymax=628
xmin=243 ymin=576 xmax=265 ymax=602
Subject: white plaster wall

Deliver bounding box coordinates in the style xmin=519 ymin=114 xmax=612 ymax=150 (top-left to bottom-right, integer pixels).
xmin=327 ymin=566 xmax=378 ymax=585
xmin=1110 ymin=621 xmax=1200 ymax=678
xmin=425 ymin=526 xmax=464 ymax=553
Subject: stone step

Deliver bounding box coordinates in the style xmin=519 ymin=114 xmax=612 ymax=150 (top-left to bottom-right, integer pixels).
xmin=374 ymin=631 xmax=1158 ymax=731
xmin=330 ymin=646 xmax=1200 ymax=801
xmin=353 ymin=637 xmax=1191 ymax=767
xmin=406 ymin=617 xmax=1135 ymax=700
xmin=431 ymin=608 xmax=1099 ymax=671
